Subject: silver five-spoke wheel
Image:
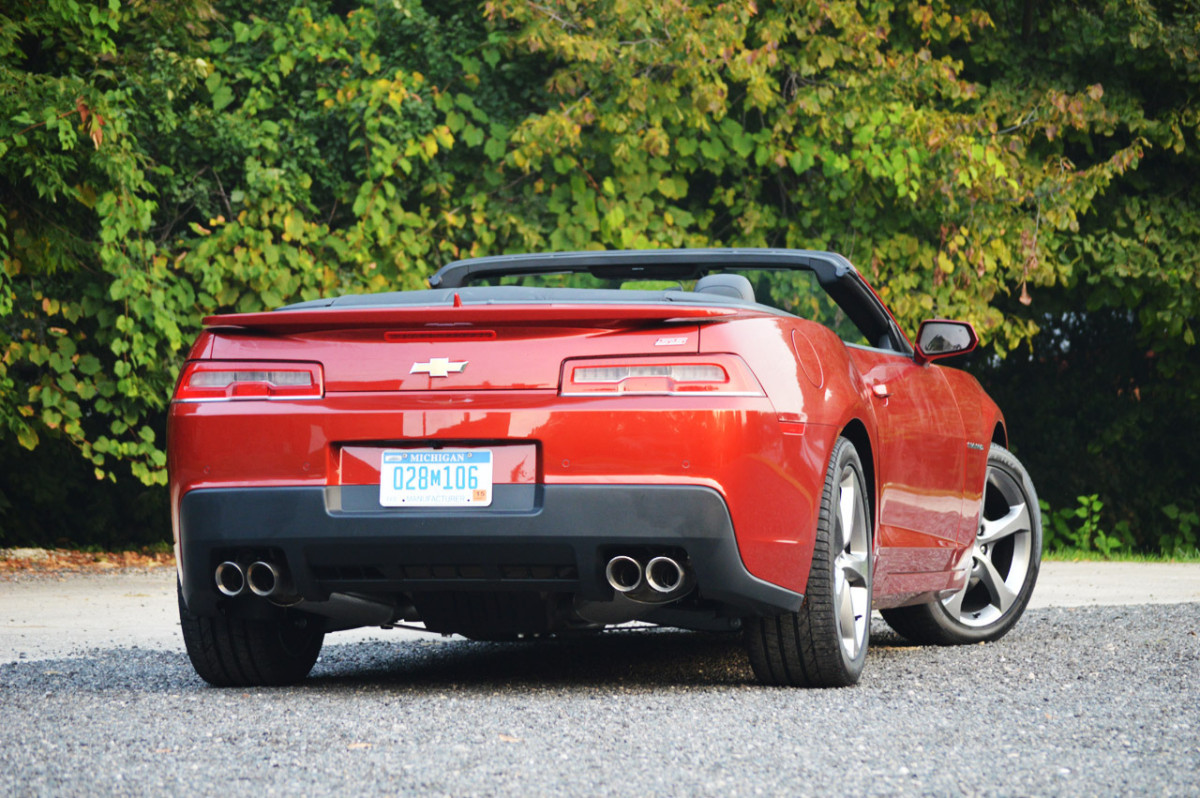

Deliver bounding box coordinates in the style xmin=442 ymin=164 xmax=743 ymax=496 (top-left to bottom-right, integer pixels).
xmin=834 ymin=466 xmax=871 ymax=659
xmin=881 ymin=444 xmax=1041 ymax=645
xmin=943 ymin=462 xmax=1035 ymax=627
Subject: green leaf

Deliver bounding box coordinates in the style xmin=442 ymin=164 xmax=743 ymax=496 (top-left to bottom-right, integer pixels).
xmin=462 ymin=125 xmax=484 ymax=147
xmin=284 ymin=213 xmax=304 ymax=241
xmin=484 ymin=137 xmax=506 ymax=161
xmin=17 ymin=426 xmax=39 ymax=450
xmin=210 ymin=81 xmax=234 ymax=111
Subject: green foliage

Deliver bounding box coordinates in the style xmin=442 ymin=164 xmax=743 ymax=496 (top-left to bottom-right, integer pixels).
xmin=965 ymin=0 xmax=1200 ymax=373
xmin=0 ymin=0 xmax=508 ymax=497
xmin=1161 ymin=504 xmax=1199 ymax=559
xmin=1040 ymin=494 xmax=1132 ymax=558
xmin=484 ymin=0 xmax=1141 ymax=353
xmin=974 ymin=304 xmax=1199 ymax=554
xmin=0 ymin=432 xmax=167 ymax=549
xmin=963 ymin=0 xmax=1200 ymax=553
xmin=1 ymin=0 xmax=1196 ymax=548
xmin=1042 ymin=495 xmax=1103 ymax=553
xmin=1 ymin=0 xmax=216 ymax=490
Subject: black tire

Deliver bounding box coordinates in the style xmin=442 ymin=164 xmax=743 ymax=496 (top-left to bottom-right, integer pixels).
xmin=178 ymin=582 xmax=324 ymax=687
xmin=745 ymin=437 xmax=872 ymax=687
xmin=881 ymin=445 xmax=1041 ymax=645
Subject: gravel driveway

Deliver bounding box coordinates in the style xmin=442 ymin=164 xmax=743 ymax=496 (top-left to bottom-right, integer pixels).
xmin=1 ymin=564 xmax=1197 ymax=796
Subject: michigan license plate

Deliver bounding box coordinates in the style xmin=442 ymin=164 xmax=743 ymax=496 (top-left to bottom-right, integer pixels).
xmin=379 ymin=449 xmax=493 ymax=507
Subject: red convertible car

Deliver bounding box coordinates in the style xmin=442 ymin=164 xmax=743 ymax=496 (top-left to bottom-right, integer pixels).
xmin=170 ymin=249 xmax=1041 ymax=687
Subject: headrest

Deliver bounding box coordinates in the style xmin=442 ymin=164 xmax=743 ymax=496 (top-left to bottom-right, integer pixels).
xmin=694 ymin=273 xmax=755 ymax=303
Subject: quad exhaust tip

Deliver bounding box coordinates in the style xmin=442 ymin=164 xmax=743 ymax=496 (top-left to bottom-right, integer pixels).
xmin=645 ymin=556 xmax=685 ymax=594
xmin=246 ymin=560 xmax=286 ymax=598
xmin=604 ymin=553 xmax=692 ymax=602
xmin=605 ymin=555 xmax=643 ymax=594
xmin=214 ymin=561 xmax=245 ymax=597
xmin=214 ymin=558 xmax=294 ymax=601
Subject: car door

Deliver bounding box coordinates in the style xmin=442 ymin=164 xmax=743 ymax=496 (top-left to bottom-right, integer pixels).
xmin=849 ymin=347 xmax=967 ymax=577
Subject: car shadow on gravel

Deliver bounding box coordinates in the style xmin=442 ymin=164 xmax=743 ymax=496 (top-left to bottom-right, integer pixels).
xmin=0 ymin=622 xmax=921 ymax=694
xmin=0 ymin=633 xmax=757 ymax=693
xmin=4 ymin=605 xmax=1196 ymax=698
xmin=313 ymin=628 xmax=755 ymax=690
xmin=308 ymin=622 xmax=916 ymax=691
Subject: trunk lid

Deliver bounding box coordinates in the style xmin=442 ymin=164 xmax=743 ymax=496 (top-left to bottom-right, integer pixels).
xmin=202 ymin=304 xmax=722 ymax=392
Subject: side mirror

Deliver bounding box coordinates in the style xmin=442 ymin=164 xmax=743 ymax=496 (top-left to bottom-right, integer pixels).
xmin=915 ymin=320 xmax=978 ymax=364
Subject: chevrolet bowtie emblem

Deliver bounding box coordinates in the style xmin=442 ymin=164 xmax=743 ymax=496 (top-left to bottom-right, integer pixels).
xmin=411 ymin=358 xmax=468 ymax=378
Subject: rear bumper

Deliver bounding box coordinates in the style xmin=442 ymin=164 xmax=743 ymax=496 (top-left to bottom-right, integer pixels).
xmin=178 ymin=484 xmax=803 ymax=619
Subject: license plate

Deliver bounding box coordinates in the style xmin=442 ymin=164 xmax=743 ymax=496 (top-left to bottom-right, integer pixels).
xmin=379 ymin=449 xmax=493 ymax=507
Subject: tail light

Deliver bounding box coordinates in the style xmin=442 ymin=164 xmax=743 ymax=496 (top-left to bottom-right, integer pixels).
xmin=561 ymin=355 xmax=764 ymax=396
xmin=174 ymin=361 xmax=324 ymax=402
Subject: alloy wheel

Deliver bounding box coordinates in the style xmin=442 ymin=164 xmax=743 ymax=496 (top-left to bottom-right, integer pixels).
xmin=943 ymin=462 xmax=1034 ymax=627
xmin=834 ymin=466 xmax=871 ymax=659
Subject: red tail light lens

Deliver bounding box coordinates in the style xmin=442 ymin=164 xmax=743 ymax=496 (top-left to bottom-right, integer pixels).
xmin=174 ymin=361 xmax=324 ymax=402
xmin=561 ymin=355 xmax=764 ymax=396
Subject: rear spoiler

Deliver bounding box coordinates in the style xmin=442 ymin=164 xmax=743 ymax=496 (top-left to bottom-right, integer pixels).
xmin=202 ymin=304 xmax=739 ymax=334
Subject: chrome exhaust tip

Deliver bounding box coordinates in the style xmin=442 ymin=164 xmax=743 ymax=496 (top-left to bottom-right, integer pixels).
xmin=645 ymin=556 xmax=685 ymax=594
xmin=215 ymin=561 xmax=246 ymax=597
xmin=605 ymin=555 xmax=643 ymax=594
xmin=246 ymin=560 xmax=285 ymax=598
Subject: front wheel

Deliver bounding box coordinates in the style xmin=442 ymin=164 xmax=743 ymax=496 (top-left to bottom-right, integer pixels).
xmin=881 ymin=445 xmax=1042 ymax=645
xmin=745 ymin=436 xmax=872 ymax=687
xmin=178 ymin=582 xmax=324 ymax=687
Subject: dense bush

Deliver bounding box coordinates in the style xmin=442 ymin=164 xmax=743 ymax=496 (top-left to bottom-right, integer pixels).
xmin=963 ymin=0 xmax=1200 ymax=550
xmin=1 ymin=1 xmax=1196 ymax=551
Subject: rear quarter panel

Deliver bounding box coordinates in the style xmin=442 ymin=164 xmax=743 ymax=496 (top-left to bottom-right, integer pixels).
xmin=698 ymin=316 xmax=880 ymax=588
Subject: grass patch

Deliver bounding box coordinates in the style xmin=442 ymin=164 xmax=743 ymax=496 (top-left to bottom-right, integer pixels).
xmin=1043 ymin=548 xmax=1200 ymax=564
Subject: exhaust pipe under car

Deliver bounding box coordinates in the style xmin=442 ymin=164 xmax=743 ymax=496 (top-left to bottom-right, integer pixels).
xmin=582 ymin=553 xmax=696 ymax=624
xmin=246 ymin=560 xmax=291 ymax=599
xmin=604 ymin=553 xmax=693 ymax=603
xmin=214 ymin=561 xmax=246 ymax=597
xmin=645 ymin=556 xmax=686 ymax=595
xmin=605 ymin=555 xmax=643 ymax=594
xmin=215 ymin=557 xmax=398 ymax=628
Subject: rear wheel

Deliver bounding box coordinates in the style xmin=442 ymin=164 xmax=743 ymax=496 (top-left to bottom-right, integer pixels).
xmin=881 ymin=445 xmax=1041 ymax=645
xmin=178 ymin=582 xmax=324 ymax=687
xmin=745 ymin=437 xmax=872 ymax=687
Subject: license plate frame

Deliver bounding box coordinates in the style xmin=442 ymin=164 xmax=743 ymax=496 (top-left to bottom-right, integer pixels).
xmin=379 ymin=449 xmax=493 ymax=507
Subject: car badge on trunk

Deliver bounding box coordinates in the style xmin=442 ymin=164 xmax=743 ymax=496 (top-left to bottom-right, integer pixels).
xmin=411 ymin=358 xmax=468 ymax=378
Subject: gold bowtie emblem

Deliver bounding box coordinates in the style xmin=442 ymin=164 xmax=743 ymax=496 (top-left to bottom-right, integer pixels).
xmin=410 ymin=358 xmax=468 ymax=378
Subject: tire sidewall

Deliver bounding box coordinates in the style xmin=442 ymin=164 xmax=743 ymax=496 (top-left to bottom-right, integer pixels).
xmin=818 ymin=438 xmax=872 ymax=677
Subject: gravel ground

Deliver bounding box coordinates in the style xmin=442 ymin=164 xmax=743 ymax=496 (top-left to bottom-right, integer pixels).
xmin=2 ymin=602 xmax=1197 ymax=797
